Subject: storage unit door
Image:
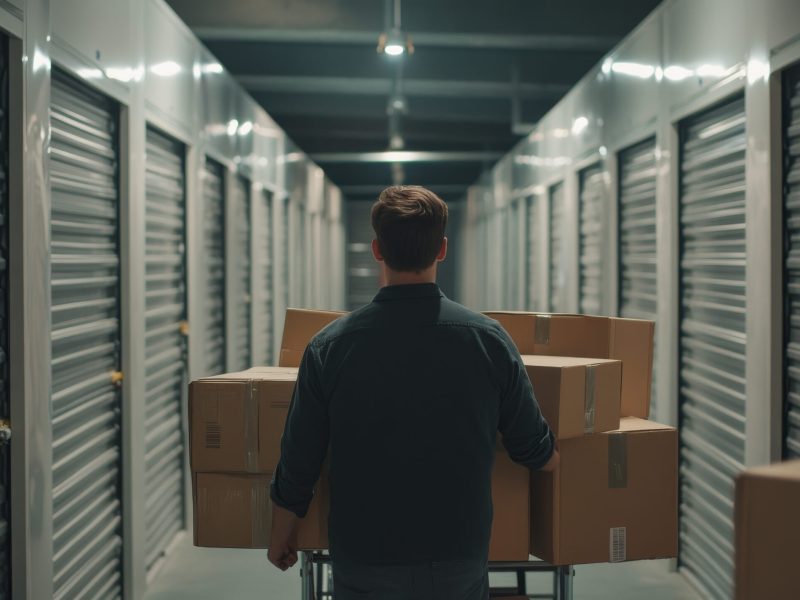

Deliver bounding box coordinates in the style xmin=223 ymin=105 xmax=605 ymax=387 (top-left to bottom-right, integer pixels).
xmin=50 ymin=69 xmax=123 ymax=600
xmin=143 ymin=127 xmax=187 ymax=576
xmin=678 ymin=95 xmax=746 ymax=600
xmin=618 ymin=138 xmax=658 ymax=412
xmin=203 ymin=159 xmax=226 ymax=376
xmin=526 ymin=195 xmax=538 ymax=310
xmin=230 ymin=177 xmax=252 ymax=371
xmin=549 ymin=183 xmax=567 ymax=312
xmin=281 ymin=197 xmax=290 ymax=310
xmin=0 ymin=34 xmax=9 ymax=600
xmin=579 ymin=163 xmax=607 ymax=315
xmin=252 ymin=189 xmax=274 ymax=366
xmin=346 ymin=202 xmax=378 ymax=311
xmin=785 ymin=65 xmax=800 ymax=459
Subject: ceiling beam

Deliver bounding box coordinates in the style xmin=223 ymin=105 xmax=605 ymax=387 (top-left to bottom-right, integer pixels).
xmin=239 ymin=75 xmax=568 ymax=99
xmin=341 ymin=183 xmax=468 ymax=195
xmin=311 ymin=151 xmax=502 ymax=163
xmin=194 ymin=27 xmax=618 ymax=52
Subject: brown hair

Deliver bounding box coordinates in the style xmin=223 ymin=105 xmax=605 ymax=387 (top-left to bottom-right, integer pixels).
xmin=371 ymin=186 xmax=448 ymax=272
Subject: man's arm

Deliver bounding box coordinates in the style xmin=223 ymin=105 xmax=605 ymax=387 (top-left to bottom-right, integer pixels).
xmin=268 ymin=343 xmax=329 ymax=570
xmin=494 ymin=330 xmax=557 ymax=471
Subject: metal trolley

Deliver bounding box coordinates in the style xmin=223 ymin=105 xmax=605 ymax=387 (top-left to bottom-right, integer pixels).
xmin=299 ymin=552 xmax=574 ymax=599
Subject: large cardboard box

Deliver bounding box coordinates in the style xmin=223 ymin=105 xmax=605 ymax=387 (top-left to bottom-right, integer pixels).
xmin=530 ymin=417 xmax=678 ymax=565
xmin=485 ymin=312 xmax=654 ymax=419
xmin=190 ymin=367 xmax=298 ymax=473
xmin=734 ymin=459 xmax=800 ymax=600
xmin=279 ymin=308 xmax=346 ymax=367
xmin=489 ymin=450 xmax=530 ymax=561
xmin=522 ymin=355 xmax=621 ymax=439
xmin=193 ymin=471 xmax=328 ymax=549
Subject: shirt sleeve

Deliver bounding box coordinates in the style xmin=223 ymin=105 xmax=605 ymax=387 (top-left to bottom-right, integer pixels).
xmin=494 ymin=330 xmax=555 ymax=470
xmin=270 ymin=342 xmax=329 ymax=518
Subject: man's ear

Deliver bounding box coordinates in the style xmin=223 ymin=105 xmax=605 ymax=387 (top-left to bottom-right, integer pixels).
xmin=436 ymin=237 xmax=448 ymax=262
xmin=371 ymin=239 xmax=384 ymax=262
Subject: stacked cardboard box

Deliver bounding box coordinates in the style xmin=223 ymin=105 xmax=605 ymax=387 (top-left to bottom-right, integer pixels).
xmin=485 ymin=311 xmax=679 ymax=565
xmin=735 ymin=459 xmax=800 ymax=600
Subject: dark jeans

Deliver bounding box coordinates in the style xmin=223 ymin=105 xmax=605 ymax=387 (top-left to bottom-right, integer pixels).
xmin=332 ymin=557 xmax=489 ymax=600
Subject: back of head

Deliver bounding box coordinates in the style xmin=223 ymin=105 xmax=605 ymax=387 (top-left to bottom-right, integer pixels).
xmin=371 ymin=186 xmax=449 ymax=272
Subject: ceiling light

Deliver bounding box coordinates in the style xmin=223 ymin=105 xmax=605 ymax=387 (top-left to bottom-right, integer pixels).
xmin=378 ymin=29 xmax=413 ymax=57
xmin=664 ymin=65 xmax=693 ymax=81
xmin=611 ymin=62 xmax=655 ymax=79
xmin=571 ymin=116 xmax=589 ymax=136
xmin=150 ymin=61 xmax=182 ymax=77
xmin=227 ymin=119 xmax=239 ymax=136
xmin=238 ymin=121 xmax=253 ymax=136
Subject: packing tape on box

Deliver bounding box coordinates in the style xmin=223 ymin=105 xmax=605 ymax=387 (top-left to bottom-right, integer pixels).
xmin=252 ymin=479 xmax=269 ymax=546
xmin=584 ymin=365 xmax=596 ymax=434
xmin=608 ymin=432 xmax=628 ymax=488
xmin=534 ymin=315 xmax=551 ymax=345
xmin=245 ymin=382 xmax=259 ymax=472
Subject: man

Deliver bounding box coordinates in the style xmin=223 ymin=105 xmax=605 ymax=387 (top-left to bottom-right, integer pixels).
xmin=268 ymin=186 xmax=558 ymax=599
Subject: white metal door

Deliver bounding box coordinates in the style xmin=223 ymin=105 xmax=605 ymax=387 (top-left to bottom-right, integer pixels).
xmin=549 ymin=182 xmax=567 ymax=312
xmin=50 ymin=69 xmax=123 ymax=600
xmin=678 ymin=95 xmax=747 ymax=600
xmin=0 ymin=33 xmax=9 ymax=600
xmin=203 ymin=159 xmax=226 ymax=376
xmin=346 ymin=202 xmax=379 ymax=311
xmin=230 ymin=176 xmax=252 ymax=371
xmin=618 ymin=138 xmax=658 ymax=413
xmin=253 ymin=189 xmax=274 ymax=366
xmin=785 ymin=66 xmax=800 ymax=459
xmin=143 ymin=127 xmax=186 ymax=576
xmin=579 ymin=163 xmax=607 ymax=315
xmin=526 ymin=195 xmax=538 ymax=310
xmin=281 ymin=196 xmax=290 ymax=311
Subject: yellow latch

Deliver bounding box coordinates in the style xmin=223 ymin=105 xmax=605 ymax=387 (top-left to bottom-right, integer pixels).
xmin=180 ymin=321 xmax=190 ymax=336
xmin=111 ymin=371 xmax=124 ymax=384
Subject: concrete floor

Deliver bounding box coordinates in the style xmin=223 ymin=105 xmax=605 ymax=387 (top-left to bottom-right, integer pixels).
xmin=145 ymin=538 xmax=703 ymax=600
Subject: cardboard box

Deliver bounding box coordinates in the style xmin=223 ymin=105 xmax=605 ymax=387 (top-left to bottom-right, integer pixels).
xmin=734 ymin=459 xmax=800 ymax=600
xmin=489 ymin=450 xmax=531 ymax=561
xmin=530 ymin=417 xmax=678 ymax=565
xmin=522 ymin=355 xmax=621 ymax=439
xmin=279 ymin=308 xmax=346 ymax=367
xmin=485 ymin=312 xmax=654 ymax=419
xmin=190 ymin=367 xmax=298 ymax=473
xmin=193 ymin=471 xmax=328 ymax=549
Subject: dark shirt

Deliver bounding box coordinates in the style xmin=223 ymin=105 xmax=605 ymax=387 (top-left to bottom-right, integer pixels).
xmin=270 ymin=283 xmax=555 ymax=565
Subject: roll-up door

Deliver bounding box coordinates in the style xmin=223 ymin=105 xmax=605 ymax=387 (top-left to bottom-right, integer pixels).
xmin=281 ymin=197 xmax=290 ymax=310
xmin=203 ymin=159 xmax=226 ymax=376
xmin=50 ymin=69 xmax=123 ymax=600
xmin=618 ymin=138 xmax=658 ymax=413
xmin=230 ymin=176 xmax=252 ymax=372
xmin=678 ymin=95 xmax=746 ymax=600
xmin=253 ymin=190 xmax=274 ymax=366
xmin=784 ymin=65 xmax=800 ymax=459
xmin=526 ymin=195 xmax=538 ymax=310
xmin=549 ymin=182 xmax=567 ymax=312
xmin=143 ymin=127 xmax=186 ymax=576
xmin=579 ymin=163 xmax=607 ymax=315
xmin=346 ymin=202 xmax=379 ymax=311
xmin=0 ymin=34 xmax=9 ymax=600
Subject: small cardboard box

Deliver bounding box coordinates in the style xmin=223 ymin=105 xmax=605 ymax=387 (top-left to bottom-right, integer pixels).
xmin=734 ymin=459 xmax=800 ymax=600
xmin=189 ymin=367 xmax=298 ymax=473
xmin=193 ymin=472 xmax=328 ymax=549
xmin=485 ymin=312 xmax=654 ymax=419
xmin=530 ymin=417 xmax=678 ymax=565
xmin=279 ymin=308 xmax=346 ymax=367
xmin=489 ymin=450 xmax=530 ymax=561
xmin=522 ymin=355 xmax=621 ymax=439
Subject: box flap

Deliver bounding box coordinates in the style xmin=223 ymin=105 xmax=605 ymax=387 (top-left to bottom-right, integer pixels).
xmin=521 ymin=355 xmax=620 ymax=368
xmin=612 ymin=416 xmax=673 ymax=434
xmin=199 ymin=367 xmax=298 ymax=382
xmin=279 ymin=309 xmax=346 ymax=367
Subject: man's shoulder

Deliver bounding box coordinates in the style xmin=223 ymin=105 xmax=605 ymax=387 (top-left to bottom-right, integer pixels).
xmin=309 ymin=304 xmax=375 ymax=347
xmin=438 ymin=297 xmax=508 ymax=336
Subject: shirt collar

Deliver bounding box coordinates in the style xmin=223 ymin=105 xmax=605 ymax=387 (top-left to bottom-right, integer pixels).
xmin=373 ymin=283 xmax=444 ymax=302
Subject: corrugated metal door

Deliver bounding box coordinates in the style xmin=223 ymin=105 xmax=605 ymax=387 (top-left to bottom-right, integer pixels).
xmin=203 ymin=159 xmax=226 ymax=376
xmin=281 ymin=197 xmax=290 ymax=310
xmin=678 ymin=95 xmax=747 ymax=600
xmin=785 ymin=66 xmax=800 ymax=459
xmin=253 ymin=189 xmax=274 ymax=366
xmin=618 ymin=138 xmax=658 ymax=413
xmin=579 ymin=163 xmax=606 ymax=315
xmin=526 ymin=195 xmax=538 ymax=310
xmin=549 ymin=182 xmax=567 ymax=312
xmin=50 ymin=69 xmax=123 ymax=600
xmin=346 ymin=202 xmax=379 ymax=310
xmin=230 ymin=176 xmax=252 ymax=371
xmin=143 ymin=127 xmax=186 ymax=576
xmin=0 ymin=34 xmax=9 ymax=600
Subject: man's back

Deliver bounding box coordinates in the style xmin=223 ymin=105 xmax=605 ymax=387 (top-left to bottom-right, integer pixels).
xmin=273 ymin=283 xmax=555 ymax=565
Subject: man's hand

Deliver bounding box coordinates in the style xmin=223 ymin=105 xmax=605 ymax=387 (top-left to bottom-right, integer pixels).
xmin=540 ymin=447 xmax=560 ymax=472
xmin=268 ymin=504 xmax=300 ymax=571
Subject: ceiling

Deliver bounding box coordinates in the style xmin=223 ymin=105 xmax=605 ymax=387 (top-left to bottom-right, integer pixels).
xmin=166 ymin=0 xmax=662 ymax=204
